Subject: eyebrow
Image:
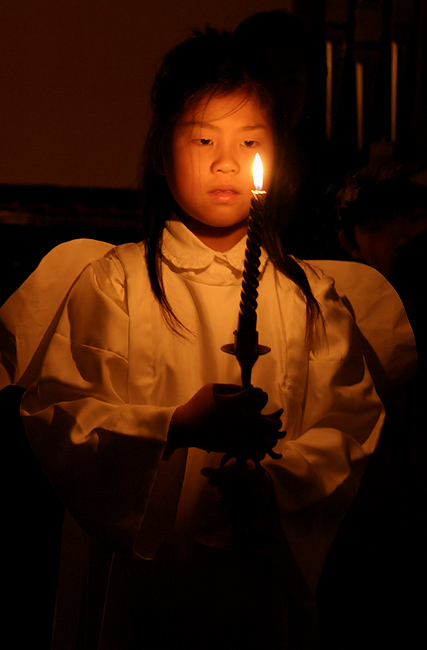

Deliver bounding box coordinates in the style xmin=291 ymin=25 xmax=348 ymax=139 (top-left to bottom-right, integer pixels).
xmin=240 ymin=124 xmax=268 ymax=132
xmin=181 ymin=121 xmax=268 ymax=132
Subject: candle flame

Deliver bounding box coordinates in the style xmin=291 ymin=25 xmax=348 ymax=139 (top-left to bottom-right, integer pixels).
xmin=253 ymin=153 xmax=263 ymax=191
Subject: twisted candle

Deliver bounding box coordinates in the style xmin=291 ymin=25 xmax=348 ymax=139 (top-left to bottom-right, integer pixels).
xmin=222 ymin=155 xmax=270 ymax=388
xmin=239 ymin=190 xmax=264 ymax=335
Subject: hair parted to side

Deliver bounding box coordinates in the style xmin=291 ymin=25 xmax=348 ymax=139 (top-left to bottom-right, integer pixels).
xmin=137 ymin=27 xmax=320 ymax=336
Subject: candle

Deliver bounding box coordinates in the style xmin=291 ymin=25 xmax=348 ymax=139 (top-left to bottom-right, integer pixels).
xmin=222 ymin=153 xmax=270 ymax=388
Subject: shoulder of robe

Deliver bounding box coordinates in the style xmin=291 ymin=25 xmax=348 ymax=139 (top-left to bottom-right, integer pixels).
xmin=305 ymin=259 xmax=418 ymax=397
xmin=0 ymin=238 xmax=116 ymax=388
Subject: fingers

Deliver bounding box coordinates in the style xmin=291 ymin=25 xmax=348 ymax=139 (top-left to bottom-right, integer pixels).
xmin=252 ymin=409 xmax=284 ymax=439
xmin=213 ymin=384 xmax=269 ymax=413
xmin=212 ymin=383 xmax=244 ymax=397
xmin=238 ymin=387 xmax=269 ymax=413
xmin=170 ymin=383 xmax=285 ymax=458
xmin=265 ymin=408 xmax=284 ymax=421
xmin=262 ymin=409 xmax=284 ymax=434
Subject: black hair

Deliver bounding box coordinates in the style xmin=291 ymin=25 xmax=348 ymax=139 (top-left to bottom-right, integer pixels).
xmin=234 ymin=10 xmax=326 ymax=98
xmin=138 ymin=27 xmax=320 ymax=334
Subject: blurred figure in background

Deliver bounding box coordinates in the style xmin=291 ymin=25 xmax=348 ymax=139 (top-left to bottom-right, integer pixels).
xmin=336 ymin=161 xmax=427 ymax=366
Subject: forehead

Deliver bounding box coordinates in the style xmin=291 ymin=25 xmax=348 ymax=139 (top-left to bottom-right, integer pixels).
xmin=180 ymin=91 xmax=269 ymax=127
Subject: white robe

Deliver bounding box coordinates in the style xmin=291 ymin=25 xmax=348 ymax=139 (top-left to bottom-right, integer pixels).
xmin=0 ymin=219 xmax=417 ymax=649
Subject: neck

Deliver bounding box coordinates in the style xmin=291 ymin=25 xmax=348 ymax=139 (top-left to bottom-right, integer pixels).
xmin=178 ymin=214 xmax=247 ymax=252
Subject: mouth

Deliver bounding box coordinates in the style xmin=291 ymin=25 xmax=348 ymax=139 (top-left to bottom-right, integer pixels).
xmin=209 ymin=185 xmax=240 ymax=194
xmin=208 ymin=186 xmax=241 ymax=202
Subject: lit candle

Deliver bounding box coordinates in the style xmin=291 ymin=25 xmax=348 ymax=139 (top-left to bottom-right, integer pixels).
xmin=222 ymin=153 xmax=270 ymax=388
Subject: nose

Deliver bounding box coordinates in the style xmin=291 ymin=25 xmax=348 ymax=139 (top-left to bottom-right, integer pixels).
xmin=211 ymin=146 xmax=239 ymax=174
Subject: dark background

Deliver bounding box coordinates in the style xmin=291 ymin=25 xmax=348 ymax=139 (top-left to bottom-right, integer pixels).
xmin=1 ymin=1 xmax=426 ymax=647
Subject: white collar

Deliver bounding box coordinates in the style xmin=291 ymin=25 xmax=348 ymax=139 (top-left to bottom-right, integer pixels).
xmin=162 ymin=217 xmax=268 ymax=274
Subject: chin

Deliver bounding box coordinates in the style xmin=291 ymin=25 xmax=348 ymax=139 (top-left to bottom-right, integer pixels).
xmin=206 ymin=215 xmax=248 ymax=230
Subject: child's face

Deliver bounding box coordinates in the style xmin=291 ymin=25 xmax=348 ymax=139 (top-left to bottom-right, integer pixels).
xmin=164 ymin=91 xmax=275 ymax=250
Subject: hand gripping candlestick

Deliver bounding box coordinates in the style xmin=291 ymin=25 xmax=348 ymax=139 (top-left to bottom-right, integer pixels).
xmin=221 ymin=154 xmax=270 ymax=388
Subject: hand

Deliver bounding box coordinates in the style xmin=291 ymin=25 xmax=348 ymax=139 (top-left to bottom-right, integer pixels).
xmin=166 ymin=383 xmax=284 ymax=461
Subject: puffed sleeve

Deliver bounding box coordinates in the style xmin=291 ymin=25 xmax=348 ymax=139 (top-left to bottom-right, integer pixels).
xmin=265 ymin=271 xmax=385 ymax=588
xmin=272 ymin=286 xmax=383 ymax=507
xmin=20 ymin=254 xmax=177 ymax=553
xmin=0 ymin=238 xmax=114 ymax=389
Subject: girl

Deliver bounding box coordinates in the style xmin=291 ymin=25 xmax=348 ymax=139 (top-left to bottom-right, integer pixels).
xmin=0 ymin=28 xmax=415 ymax=649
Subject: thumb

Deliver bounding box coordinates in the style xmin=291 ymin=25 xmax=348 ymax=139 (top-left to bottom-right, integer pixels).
xmin=213 ymin=384 xmax=268 ymax=413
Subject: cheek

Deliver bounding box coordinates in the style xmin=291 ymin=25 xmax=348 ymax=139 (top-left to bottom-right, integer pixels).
xmin=176 ymin=145 xmax=206 ymax=184
xmin=168 ymin=155 xmax=208 ymax=213
xmin=167 ymin=148 xmax=192 ymax=194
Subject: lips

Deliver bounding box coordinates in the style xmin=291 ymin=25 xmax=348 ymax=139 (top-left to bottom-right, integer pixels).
xmin=208 ymin=186 xmax=241 ymax=202
xmin=209 ymin=185 xmax=240 ymax=194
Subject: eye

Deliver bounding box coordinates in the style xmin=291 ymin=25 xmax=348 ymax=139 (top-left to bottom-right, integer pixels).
xmin=242 ymin=140 xmax=258 ymax=148
xmin=193 ymin=138 xmax=212 ymax=146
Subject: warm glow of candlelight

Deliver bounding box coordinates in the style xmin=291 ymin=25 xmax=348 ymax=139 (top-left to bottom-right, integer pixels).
xmin=253 ymin=153 xmax=263 ymax=191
